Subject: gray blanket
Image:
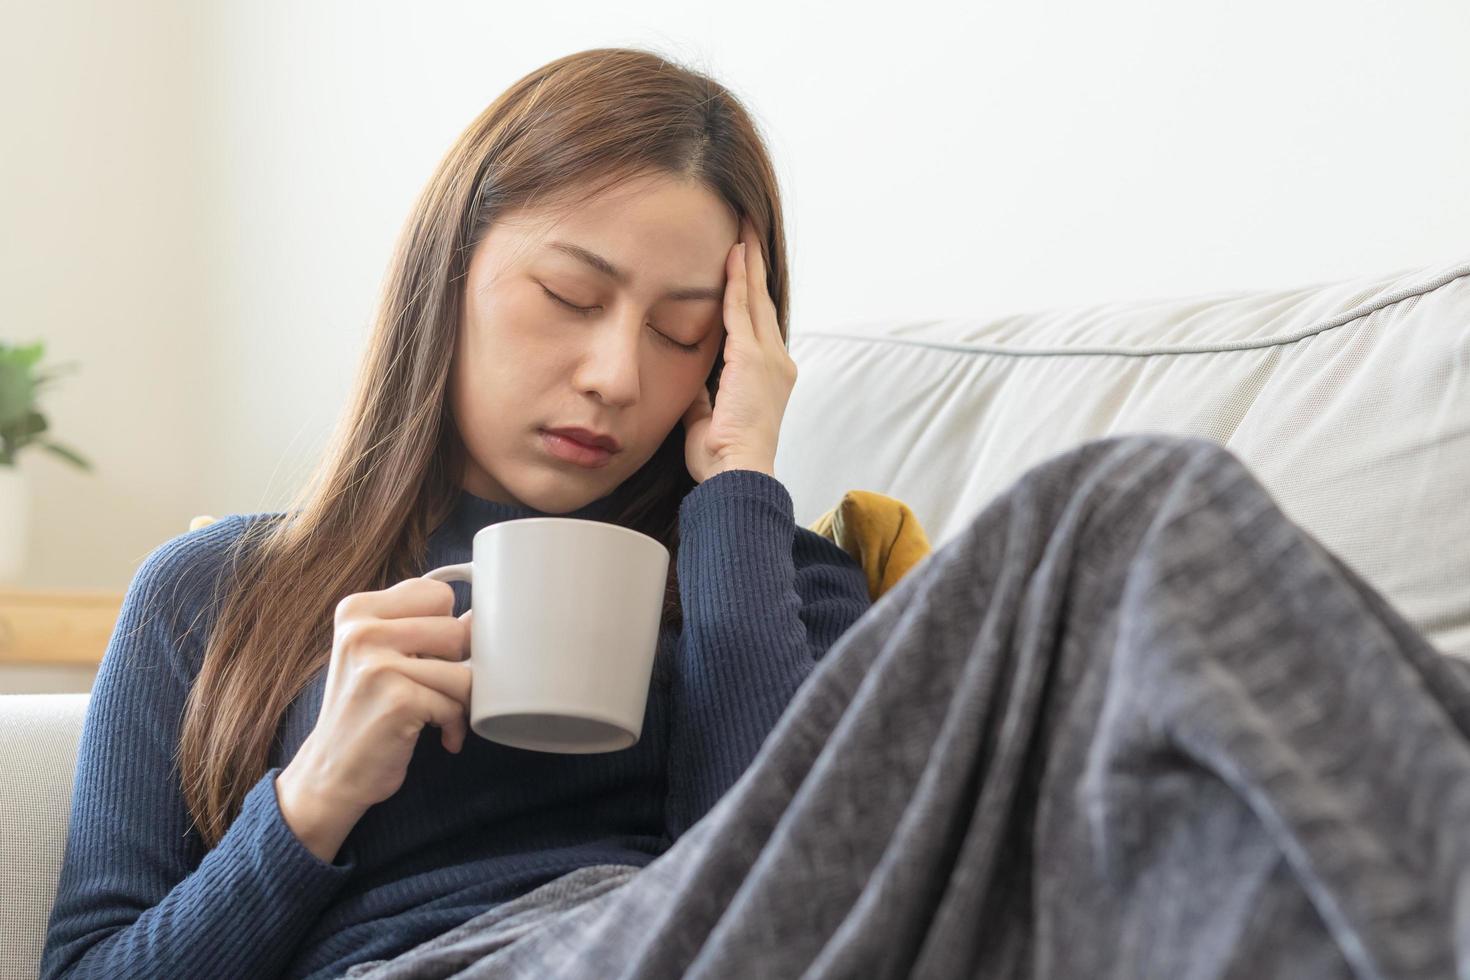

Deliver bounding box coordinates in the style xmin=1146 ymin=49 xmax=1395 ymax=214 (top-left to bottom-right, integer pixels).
xmin=343 ymin=433 xmax=1470 ymax=979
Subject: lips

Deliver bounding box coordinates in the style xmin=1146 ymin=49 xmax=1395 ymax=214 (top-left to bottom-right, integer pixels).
xmin=543 ymin=427 xmax=622 ymax=453
xmin=540 ymin=430 xmax=616 ymax=468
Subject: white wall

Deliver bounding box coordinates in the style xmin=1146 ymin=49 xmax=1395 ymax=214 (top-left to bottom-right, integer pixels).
xmin=2 ymin=0 xmax=214 ymax=592
xmin=6 ymin=0 xmax=1469 ymax=593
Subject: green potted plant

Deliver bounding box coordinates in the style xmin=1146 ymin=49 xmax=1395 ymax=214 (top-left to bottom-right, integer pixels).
xmin=1 ymin=340 xmax=92 ymax=583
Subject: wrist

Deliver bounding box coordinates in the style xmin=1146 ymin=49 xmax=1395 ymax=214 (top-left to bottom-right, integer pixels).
xmin=276 ymin=760 xmax=363 ymax=864
xmin=711 ymin=457 xmax=775 ymax=478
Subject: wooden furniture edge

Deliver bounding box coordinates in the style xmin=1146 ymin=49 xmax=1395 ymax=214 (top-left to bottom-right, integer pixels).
xmin=0 ymin=588 xmax=125 ymax=666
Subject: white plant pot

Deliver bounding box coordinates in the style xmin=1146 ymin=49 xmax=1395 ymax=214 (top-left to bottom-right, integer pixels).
xmin=0 ymin=464 xmax=29 ymax=584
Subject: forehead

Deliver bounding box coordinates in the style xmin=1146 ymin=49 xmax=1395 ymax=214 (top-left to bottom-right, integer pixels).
xmin=489 ymin=174 xmax=738 ymax=271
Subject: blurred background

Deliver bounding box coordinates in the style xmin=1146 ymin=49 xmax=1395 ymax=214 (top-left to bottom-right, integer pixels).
xmin=2 ymin=0 xmax=1467 ymax=691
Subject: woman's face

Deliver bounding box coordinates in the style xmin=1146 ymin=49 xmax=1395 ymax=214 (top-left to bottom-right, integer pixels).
xmin=450 ymin=172 xmax=737 ymax=513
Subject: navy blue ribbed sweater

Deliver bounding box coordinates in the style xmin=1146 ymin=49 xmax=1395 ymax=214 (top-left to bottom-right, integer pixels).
xmin=39 ymin=468 xmax=873 ymax=979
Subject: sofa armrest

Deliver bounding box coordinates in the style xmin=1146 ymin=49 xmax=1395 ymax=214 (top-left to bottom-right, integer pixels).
xmin=0 ymin=693 xmax=90 ymax=980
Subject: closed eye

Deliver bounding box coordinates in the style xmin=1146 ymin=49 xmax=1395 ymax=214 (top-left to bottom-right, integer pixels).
xmin=539 ymin=284 xmax=703 ymax=354
xmin=539 ymin=283 xmax=597 ymax=316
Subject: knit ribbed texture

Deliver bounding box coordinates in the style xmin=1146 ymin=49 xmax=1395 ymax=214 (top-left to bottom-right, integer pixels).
xmin=667 ymin=468 xmax=870 ymax=836
xmin=38 ymin=469 xmax=872 ymax=979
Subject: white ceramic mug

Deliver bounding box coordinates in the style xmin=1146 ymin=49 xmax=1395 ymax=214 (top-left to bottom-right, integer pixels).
xmin=420 ymin=517 xmax=669 ymax=754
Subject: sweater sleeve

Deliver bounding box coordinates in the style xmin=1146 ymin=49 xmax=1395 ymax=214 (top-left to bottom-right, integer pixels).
xmin=664 ymin=468 xmax=873 ymax=838
xmin=39 ymin=517 xmax=357 ymax=980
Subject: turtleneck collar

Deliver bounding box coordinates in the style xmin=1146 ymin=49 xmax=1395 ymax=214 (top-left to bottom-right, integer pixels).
xmin=428 ymin=482 xmax=629 ymax=558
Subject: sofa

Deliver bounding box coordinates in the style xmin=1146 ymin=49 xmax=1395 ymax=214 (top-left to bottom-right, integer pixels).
xmin=3 ymin=255 xmax=1467 ymax=979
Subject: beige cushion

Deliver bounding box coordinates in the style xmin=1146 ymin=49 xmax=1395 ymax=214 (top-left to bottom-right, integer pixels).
xmin=777 ymin=256 xmax=1470 ymax=660
xmin=0 ymin=693 xmax=89 ymax=980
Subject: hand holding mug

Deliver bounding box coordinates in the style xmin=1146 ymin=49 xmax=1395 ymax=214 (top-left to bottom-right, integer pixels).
xmin=275 ymin=578 xmax=472 ymax=860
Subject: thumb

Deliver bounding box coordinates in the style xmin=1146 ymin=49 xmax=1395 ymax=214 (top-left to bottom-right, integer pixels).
xmin=683 ymin=385 xmax=713 ymax=427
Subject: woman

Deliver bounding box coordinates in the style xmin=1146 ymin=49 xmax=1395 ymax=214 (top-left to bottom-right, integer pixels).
xmin=42 ymin=47 xmax=1470 ymax=980
xmin=41 ymin=47 xmax=872 ymax=979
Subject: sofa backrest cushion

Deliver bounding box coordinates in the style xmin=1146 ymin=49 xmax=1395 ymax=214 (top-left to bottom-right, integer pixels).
xmin=776 ymin=257 xmax=1470 ymax=660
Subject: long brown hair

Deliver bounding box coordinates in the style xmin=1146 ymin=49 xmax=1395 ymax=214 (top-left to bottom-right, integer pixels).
xmin=173 ymin=47 xmax=791 ymax=849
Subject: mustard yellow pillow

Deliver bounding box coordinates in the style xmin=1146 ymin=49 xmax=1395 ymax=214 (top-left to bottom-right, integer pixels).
xmin=807 ymin=490 xmax=932 ymax=603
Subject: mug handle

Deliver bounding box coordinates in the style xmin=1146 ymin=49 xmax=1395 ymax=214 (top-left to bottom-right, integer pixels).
xmin=422 ymin=562 xmax=473 ymax=584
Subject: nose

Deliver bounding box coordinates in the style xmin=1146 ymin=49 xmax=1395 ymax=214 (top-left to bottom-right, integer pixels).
xmin=572 ymin=307 xmax=644 ymax=407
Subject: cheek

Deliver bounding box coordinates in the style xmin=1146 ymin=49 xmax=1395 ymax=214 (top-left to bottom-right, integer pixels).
xmin=478 ymin=288 xmax=546 ymax=344
xmin=451 ymin=321 xmax=525 ymax=418
xmin=459 ymin=292 xmax=560 ymax=384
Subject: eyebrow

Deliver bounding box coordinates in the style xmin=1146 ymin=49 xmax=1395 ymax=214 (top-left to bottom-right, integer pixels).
xmin=545 ymin=240 xmax=725 ymax=302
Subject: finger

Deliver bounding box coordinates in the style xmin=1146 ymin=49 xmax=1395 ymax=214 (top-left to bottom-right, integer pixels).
xmin=740 ymin=218 xmax=765 ymax=346
xmin=742 ymin=215 xmax=761 ymax=283
xmin=337 ymin=577 xmax=457 ymax=624
xmin=414 ymin=682 xmax=470 ymax=753
xmin=741 ymin=216 xmax=780 ymax=352
xmin=743 ymin=218 xmax=795 ymax=369
xmin=391 ymin=655 xmax=474 ymax=712
xmin=342 ymin=615 xmax=470 ymax=662
xmin=724 ymin=240 xmax=756 ymax=346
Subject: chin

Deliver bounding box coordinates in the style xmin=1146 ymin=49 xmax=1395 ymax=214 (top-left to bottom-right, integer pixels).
xmin=517 ymin=475 xmax=613 ymax=514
